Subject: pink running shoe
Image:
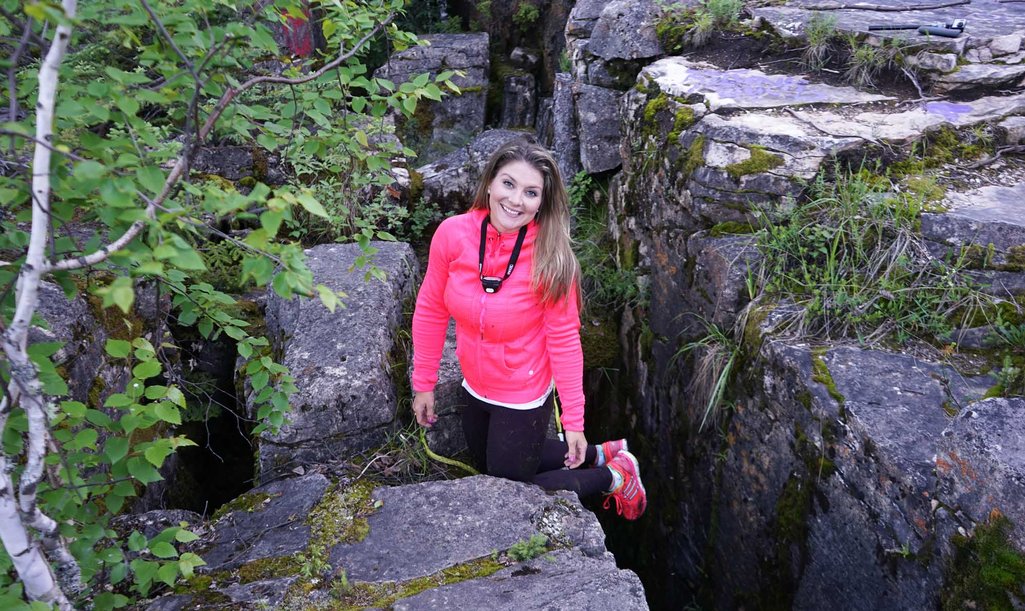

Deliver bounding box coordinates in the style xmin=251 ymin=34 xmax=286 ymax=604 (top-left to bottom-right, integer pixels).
xmin=603 ymin=450 xmax=647 ymax=520
xmin=600 ymin=438 xmax=628 ymax=465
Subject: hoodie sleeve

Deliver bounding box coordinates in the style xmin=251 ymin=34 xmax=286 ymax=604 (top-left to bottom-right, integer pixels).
xmin=411 ymin=218 xmax=455 ymax=392
xmin=544 ymin=283 xmax=585 ymax=431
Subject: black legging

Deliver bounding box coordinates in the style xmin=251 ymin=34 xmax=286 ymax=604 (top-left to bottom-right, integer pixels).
xmin=460 ymin=388 xmax=613 ymax=498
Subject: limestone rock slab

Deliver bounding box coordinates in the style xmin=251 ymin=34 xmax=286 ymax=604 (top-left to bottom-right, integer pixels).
xmin=418 ymin=129 xmax=527 ymax=214
xmin=330 ymin=476 xmax=613 ymax=581
xmin=550 ymin=72 xmax=582 ymax=182
xmin=392 ymin=548 xmax=648 ymax=610
xmin=420 ymin=322 xmax=466 ymax=457
xmin=933 ymin=62 xmax=1025 ymax=93
xmin=588 ymin=0 xmax=663 ymax=61
xmin=640 ymin=58 xmax=892 ymax=111
xmin=201 ymin=474 xmax=330 ymax=571
xmin=938 ymin=398 xmax=1025 ymax=548
xmin=921 ymin=181 xmax=1025 ymax=268
xmin=575 ymin=83 xmax=623 ymax=173
xmin=256 ymin=242 xmax=417 ymax=481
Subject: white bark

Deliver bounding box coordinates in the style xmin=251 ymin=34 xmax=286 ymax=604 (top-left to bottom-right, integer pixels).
xmin=0 ymin=1 xmax=78 ymax=608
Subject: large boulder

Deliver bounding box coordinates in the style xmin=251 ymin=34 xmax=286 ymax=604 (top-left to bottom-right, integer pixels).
xmin=254 ymin=242 xmax=418 ymax=483
xmin=375 ymin=33 xmax=490 ymax=164
xmin=146 ymin=475 xmax=648 ymax=609
xmin=575 ymin=83 xmax=623 ymax=174
xmin=566 ymin=0 xmax=664 ymax=90
xmin=417 ymin=128 xmax=528 ymax=215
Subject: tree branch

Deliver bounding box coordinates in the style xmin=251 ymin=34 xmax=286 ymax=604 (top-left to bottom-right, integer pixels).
xmin=47 ymin=12 xmax=396 ymax=275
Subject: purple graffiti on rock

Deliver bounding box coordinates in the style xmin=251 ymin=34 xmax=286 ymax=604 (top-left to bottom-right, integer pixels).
xmin=923 ymin=101 xmax=974 ymax=122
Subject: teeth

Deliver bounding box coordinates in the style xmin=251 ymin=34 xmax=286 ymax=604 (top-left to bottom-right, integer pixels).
xmin=501 ymin=204 xmax=521 ymax=216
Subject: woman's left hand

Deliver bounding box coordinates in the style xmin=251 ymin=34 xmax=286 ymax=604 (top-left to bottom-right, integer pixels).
xmin=564 ymin=430 xmax=588 ymax=469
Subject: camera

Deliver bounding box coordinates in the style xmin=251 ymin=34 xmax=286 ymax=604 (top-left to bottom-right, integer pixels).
xmin=481 ymin=277 xmax=503 ymax=293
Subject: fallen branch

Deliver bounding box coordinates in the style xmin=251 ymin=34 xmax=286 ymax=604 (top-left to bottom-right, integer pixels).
xmin=963 ymin=145 xmax=1025 ymax=169
xmin=800 ymin=0 xmax=969 ymax=11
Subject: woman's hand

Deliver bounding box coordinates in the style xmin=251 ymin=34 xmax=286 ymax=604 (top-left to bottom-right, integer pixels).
xmin=412 ymin=390 xmax=437 ymax=428
xmin=564 ymin=430 xmax=588 ymax=469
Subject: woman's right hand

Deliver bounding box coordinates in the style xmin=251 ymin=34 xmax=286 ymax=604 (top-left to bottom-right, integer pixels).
xmin=412 ymin=390 xmax=437 ymax=427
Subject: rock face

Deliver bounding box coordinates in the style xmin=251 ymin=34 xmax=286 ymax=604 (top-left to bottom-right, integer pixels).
xmin=30 ymin=281 xmax=130 ymax=407
xmin=417 ymin=128 xmax=529 ymax=214
xmin=566 ymin=0 xmax=664 ymax=90
xmin=752 ymin=8 xmax=1025 ymax=95
xmin=607 ymin=47 xmax=1025 ymax=608
xmin=375 ymin=33 xmax=490 ymax=164
xmin=146 ymin=475 xmax=648 ymax=610
xmin=255 ymin=242 xmax=418 ymax=483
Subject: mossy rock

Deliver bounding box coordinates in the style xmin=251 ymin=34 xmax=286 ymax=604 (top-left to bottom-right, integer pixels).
xmin=942 ymin=510 xmax=1025 ymax=610
xmin=725 ymin=145 xmax=784 ymax=181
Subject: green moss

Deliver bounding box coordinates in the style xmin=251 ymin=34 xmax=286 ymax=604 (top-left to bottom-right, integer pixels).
xmin=795 ymin=423 xmax=836 ymax=479
xmin=942 ymin=511 xmax=1025 ymax=610
xmin=408 ymin=168 xmax=424 ymax=204
xmin=1007 ymin=245 xmax=1025 ymax=272
xmin=810 ymin=347 xmax=846 ymax=409
xmin=942 ymin=400 xmax=959 ymax=417
xmin=211 ymin=491 xmax=279 ymax=521
xmin=681 ymin=134 xmax=706 ymax=178
xmin=236 ymin=554 xmax=298 ymax=583
xmin=639 ymin=322 xmax=655 ymax=361
xmin=321 ymin=556 xmax=504 ymax=609
xmin=642 ymin=93 xmax=670 ymax=140
xmin=709 ymin=221 xmax=755 ymax=237
xmin=741 ymin=302 xmax=774 ymax=356
xmin=655 ymin=10 xmax=692 ymax=54
xmin=796 ymin=391 xmax=813 ymax=411
xmin=669 ymin=105 xmax=696 ymax=142
xmin=307 ymin=480 xmax=378 ymax=548
xmin=724 ymin=145 xmax=784 ymax=180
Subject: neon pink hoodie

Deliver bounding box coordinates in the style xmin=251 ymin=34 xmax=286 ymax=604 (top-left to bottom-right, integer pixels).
xmin=412 ymin=209 xmax=585 ymax=431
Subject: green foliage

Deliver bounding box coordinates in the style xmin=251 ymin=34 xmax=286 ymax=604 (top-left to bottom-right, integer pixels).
xmin=506 ymin=534 xmax=549 ymax=561
xmin=657 ymin=0 xmax=742 ymax=50
xmin=1 ymin=338 xmax=205 ymax=606
xmin=943 ymin=512 xmax=1025 ymax=610
xmin=674 ymin=319 xmax=741 ymax=431
xmin=844 ymin=35 xmax=905 ymax=88
xmin=755 ymin=166 xmax=985 ymax=344
xmin=802 ymin=12 xmax=838 ymax=70
xmin=0 ymin=0 xmax=456 ymax=605
xmin=513 ymin=2 xmax=541 ymax=30
xmin=570 ymin=172 xmax=642 ymax=314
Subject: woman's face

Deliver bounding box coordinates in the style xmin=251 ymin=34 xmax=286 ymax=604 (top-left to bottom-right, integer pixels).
xmin=487 ymin=160 xmax=544 ymax=234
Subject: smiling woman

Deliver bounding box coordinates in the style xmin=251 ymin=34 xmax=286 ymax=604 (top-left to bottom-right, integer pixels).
xmin=409 ymin=138 xmax=647 ymax=521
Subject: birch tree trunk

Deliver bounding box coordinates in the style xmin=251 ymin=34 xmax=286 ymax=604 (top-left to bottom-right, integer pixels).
xmin=0 ymin=1 xmax=78 ymax=607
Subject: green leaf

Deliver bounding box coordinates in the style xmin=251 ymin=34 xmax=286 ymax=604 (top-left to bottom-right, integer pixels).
xmin=98 ymin=276 xmax=135 ymax=314
xmin=175 ymin=529 xmax=200 ymax=543
xmin=157 ymin=561 xmax=179 ymax=586
xmin=153 ymin=403 xmax=182 ymax=425
xmin=104 ymin=393 xmax=132 ymax=409
xmin=61 ymin=401 xmax=87 ymax=419
xmin=166 ymin=386 xmax=186 ymax=408
xmin=136 ymin=167 xmax=165 ymax=195
xmin=127 ymin=457 xmax=163 ymax=484
xmin=132 ymin=360 xmax=161 ymax=380
xmin=105 ymin=339 xmax=132 ymax=358
xmin=150 ymin=541 xmax=178 ymax=559
xmin=144 ymin=385 xmax=168 ymax=400
xmin=128 ymin=531 xmax=147 ymax=552
xmin=250 ymin=370 xmax=269 ymax=392
xmin=402 ymin=96 xmax=417 ymax=114
xmin=105 ymin=437 xmax=130 ymax=464
xmin=317 ymin=284 xmax=342 ymax=313
xmin=76 ymin=160 xmax=107 ymax=182
xmin=257 ymin=133 xmax=277 ymax=151
xmin=69 ymin=428 xmax=99 ymax=450
xmin=296 ymin=192 xmax=329 ymax=219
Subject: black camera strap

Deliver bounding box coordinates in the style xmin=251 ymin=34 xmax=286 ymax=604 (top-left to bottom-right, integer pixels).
xmin=478 ymin=215 xmax=528 ymax=294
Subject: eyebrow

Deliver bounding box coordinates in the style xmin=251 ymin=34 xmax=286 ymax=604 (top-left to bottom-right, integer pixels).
xmin=498 ymin=172 xmax=543 ymax=191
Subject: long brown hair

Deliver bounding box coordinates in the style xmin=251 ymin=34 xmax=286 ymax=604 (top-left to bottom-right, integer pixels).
xmin=470 ymin=138 xmax=581 ymax=306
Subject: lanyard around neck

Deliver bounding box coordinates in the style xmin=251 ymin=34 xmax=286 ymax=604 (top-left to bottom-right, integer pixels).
xmin=478 ymin=215 xmax=528 ymax=294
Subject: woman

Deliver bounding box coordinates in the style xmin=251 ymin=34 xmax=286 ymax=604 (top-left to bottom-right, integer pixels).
xmin=410 ymin=138 xmax=646 ymax=520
